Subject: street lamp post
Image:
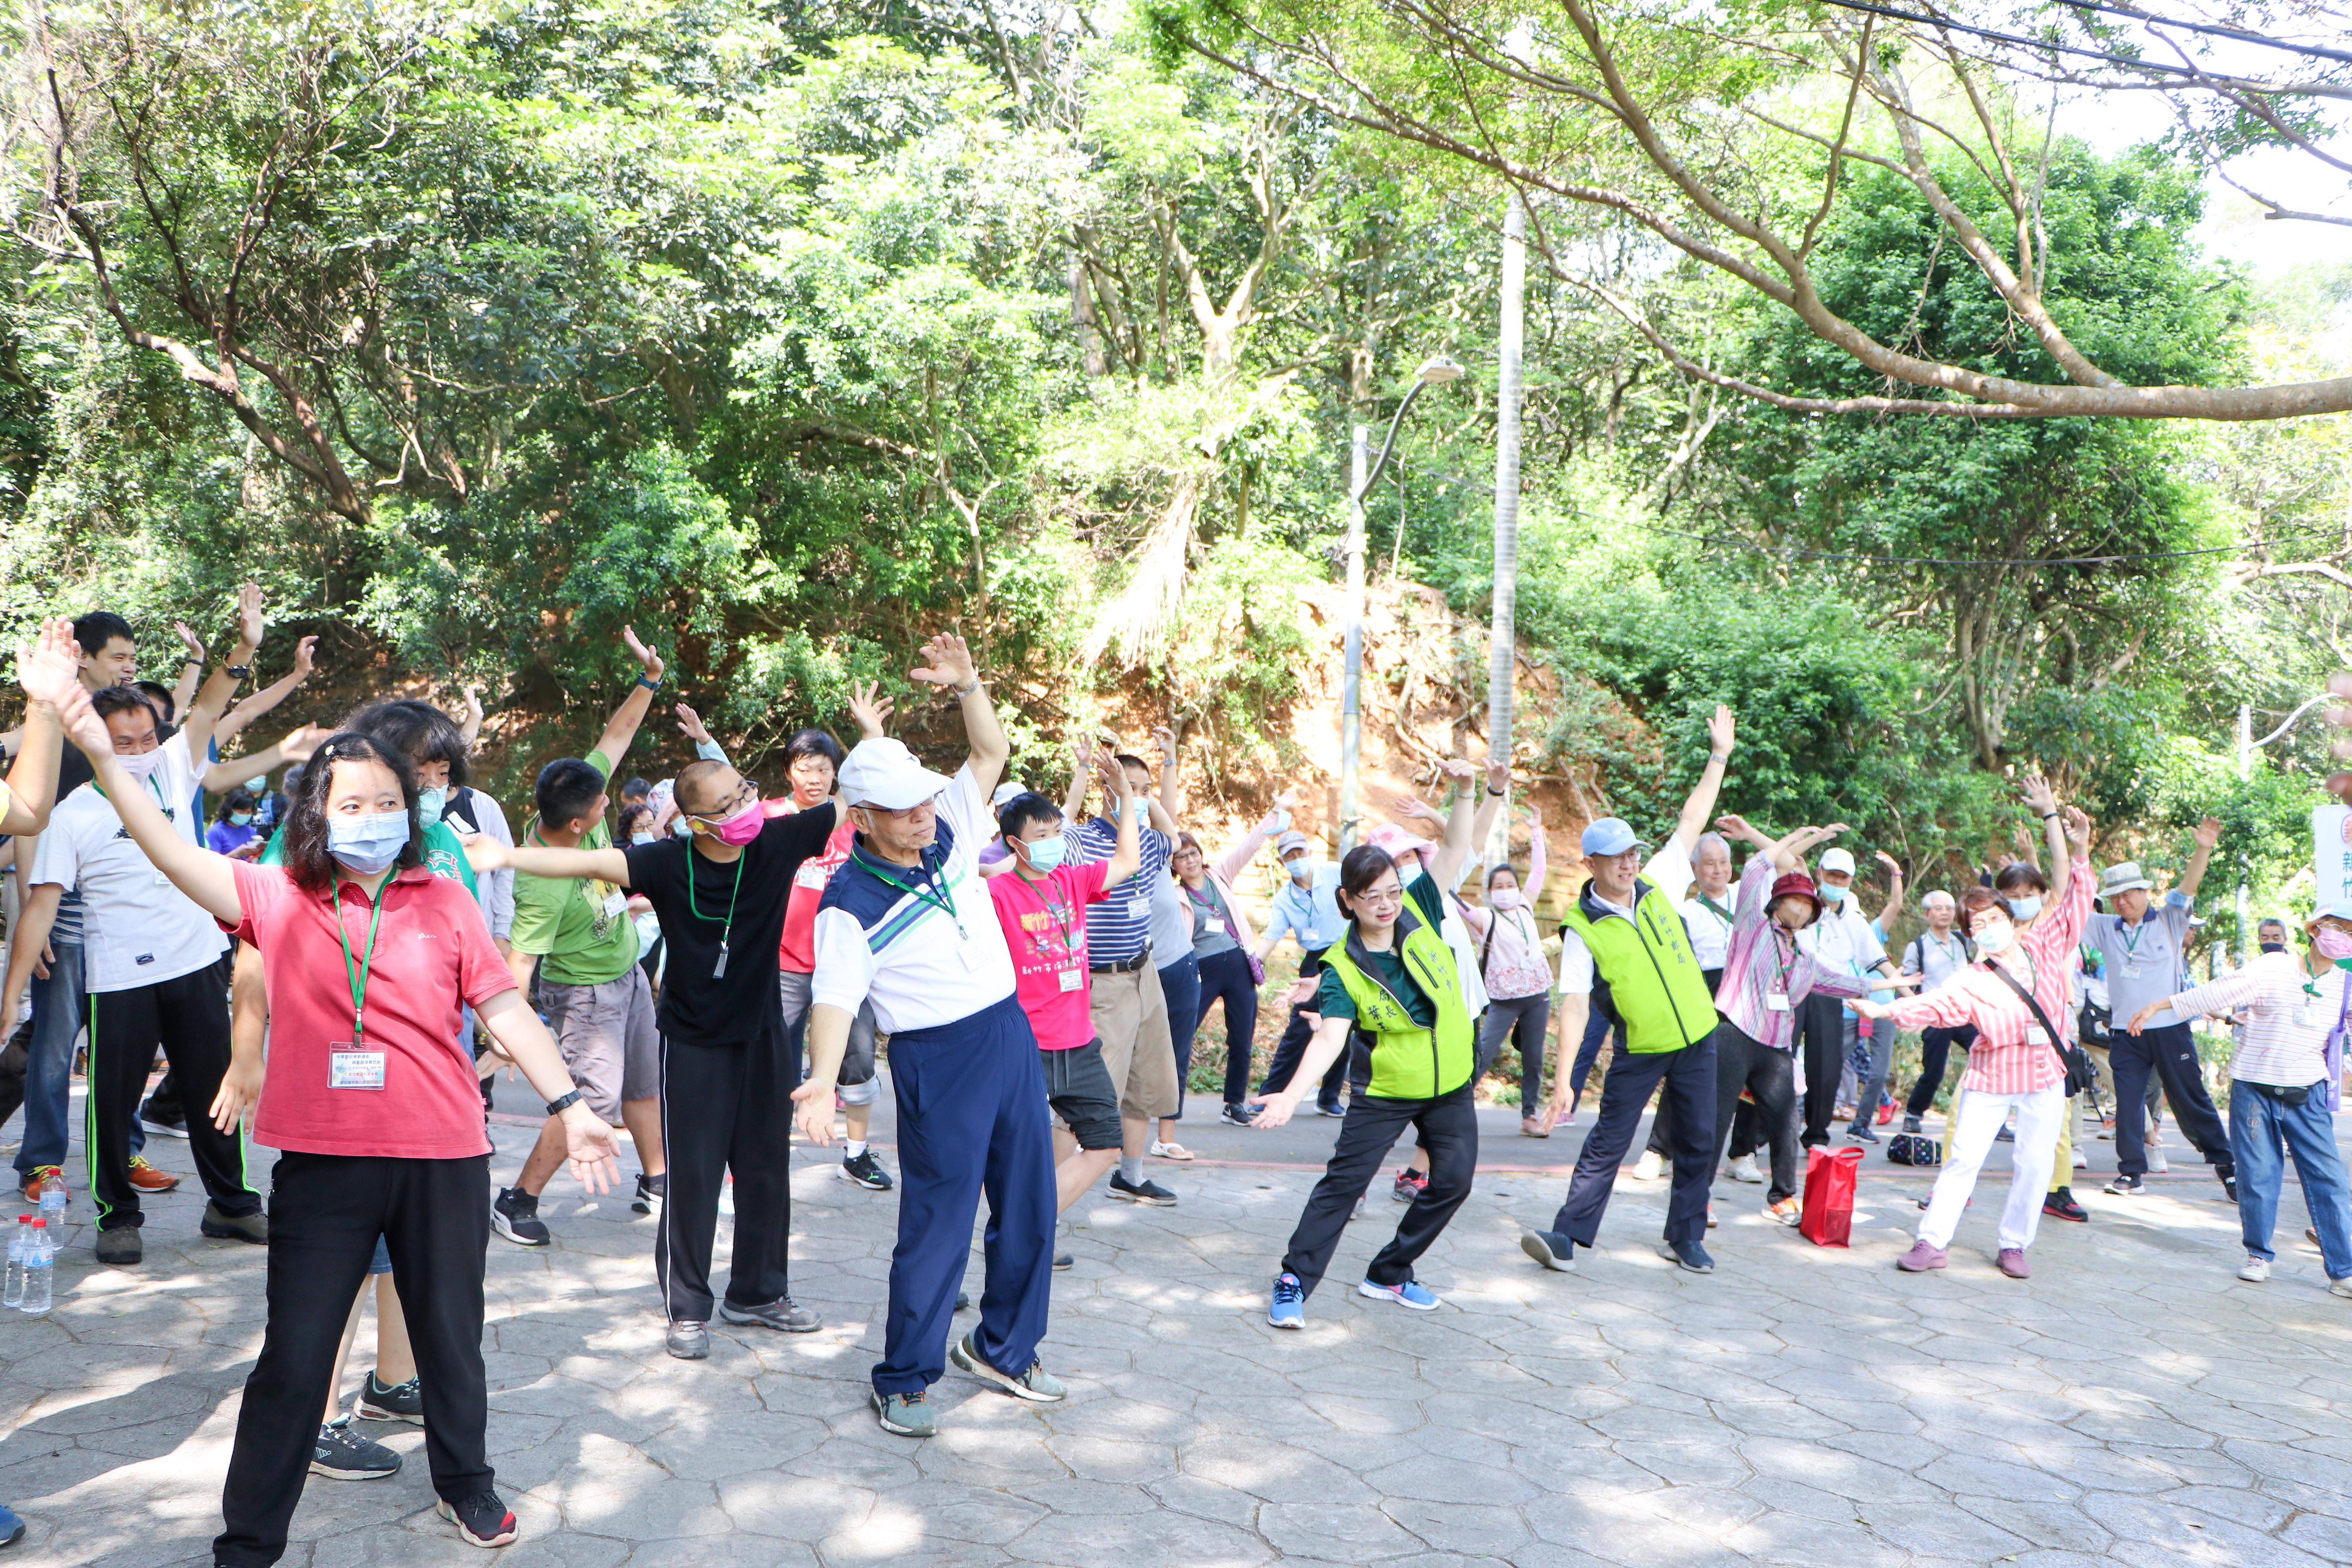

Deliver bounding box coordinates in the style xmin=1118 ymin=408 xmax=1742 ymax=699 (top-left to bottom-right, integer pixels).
xmin=1338 ymin=354 xmax=1463 ymax=853
xmin=2234 ymin=694 xmax=2336 ymax=963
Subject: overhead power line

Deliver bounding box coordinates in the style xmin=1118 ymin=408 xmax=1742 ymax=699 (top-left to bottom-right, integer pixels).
xmin=1809 ymin=0 xmax=2352 ymax=79
xmin=2050 ymin=0 xmax=2352 ymax=69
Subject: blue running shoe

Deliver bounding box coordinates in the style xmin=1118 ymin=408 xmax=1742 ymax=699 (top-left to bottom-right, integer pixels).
xmin=1356 ymin=1278 xmax=1440 ymax=1311
xmin=1269 ymin=1272 xmax=1306 ymax=1328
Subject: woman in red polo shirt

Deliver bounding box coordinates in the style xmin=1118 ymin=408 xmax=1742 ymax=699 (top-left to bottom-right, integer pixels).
xmin=60 ymin=710 xmax=618 ymax=1566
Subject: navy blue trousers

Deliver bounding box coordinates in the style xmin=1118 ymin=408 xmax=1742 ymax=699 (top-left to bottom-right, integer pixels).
xmin=1550 ymin=1035 xmax=1717 ymax=1247
xmin=875 ymin=993 xmax=1056 ymax=1396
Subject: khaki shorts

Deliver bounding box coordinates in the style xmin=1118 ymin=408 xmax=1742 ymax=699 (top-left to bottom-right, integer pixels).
xmin=539 ymin=966 xmax=660 ymax=1123
xmin=1091 ymin=961 xmax=1178 ymax=1119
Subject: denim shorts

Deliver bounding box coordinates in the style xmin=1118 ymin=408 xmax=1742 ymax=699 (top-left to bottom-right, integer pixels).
xmin=368 ymin=1236 xmax=392 ymax=1276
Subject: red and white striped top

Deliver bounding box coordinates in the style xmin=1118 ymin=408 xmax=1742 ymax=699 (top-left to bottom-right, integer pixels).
xmin=1885 ymin=863 xmax=2094 ymax=1095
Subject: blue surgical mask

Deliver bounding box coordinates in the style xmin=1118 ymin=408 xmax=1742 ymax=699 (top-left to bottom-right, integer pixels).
xmin=416 ymin=786 xmax=447 ymax=820
xmin=328 ymin=811 xmax=411 ymax=876
xmin=1020 ymin=835 xmax=1067 ymax=874
xmin=1819 ymin=884 xmax=1848 ymax=904
xmin=229 ymin=812 xmax=253 ymax=826
xmin=1287 ymin=858 xmax=1311 ymax=884
xmin=2009 ymin=895 xmax=2044 ymax=922
xmin=630 ymin=831 xmax=657 ymax=846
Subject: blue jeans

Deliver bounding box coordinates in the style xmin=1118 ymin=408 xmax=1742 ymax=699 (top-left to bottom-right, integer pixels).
xmin=16 ymin=941 xmax=84 ymax=1176
xmin=2231 ymin=1081 xmax=2352 ymax=1279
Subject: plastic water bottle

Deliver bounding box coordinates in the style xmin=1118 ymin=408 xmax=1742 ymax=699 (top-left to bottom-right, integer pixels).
xmin=20 ymin=1220 xmax=52 ymax=1316
xmin=37 ymin=1171 xmax=65 ymax=1226
xmin=2 ymin=1217 xmax=25 ymax=1309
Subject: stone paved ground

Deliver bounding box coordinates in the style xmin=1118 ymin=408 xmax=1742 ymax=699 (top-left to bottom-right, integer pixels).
xmin=4 ymin=1082 xmax=2352 ymax=1568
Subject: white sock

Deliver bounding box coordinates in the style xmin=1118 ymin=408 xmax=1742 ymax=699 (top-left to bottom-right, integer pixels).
xmin=844 ymin=1140 xmax=867 ymax=1159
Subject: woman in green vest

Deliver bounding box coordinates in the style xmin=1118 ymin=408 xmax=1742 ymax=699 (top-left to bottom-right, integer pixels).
xmin=1253 ymin=760 xmax=1480 ymax=1328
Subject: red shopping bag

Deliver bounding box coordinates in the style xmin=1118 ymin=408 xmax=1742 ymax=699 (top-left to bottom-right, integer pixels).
xmin=1800 ymin=1146 xmax=1864 ymax=1247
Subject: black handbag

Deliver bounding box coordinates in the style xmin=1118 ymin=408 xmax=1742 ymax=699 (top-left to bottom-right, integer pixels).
xmin=1986 ymin=963 xmax=2096 ymax=1096
xmin=1887 ymin=1131 xmax=1941 ymax=1167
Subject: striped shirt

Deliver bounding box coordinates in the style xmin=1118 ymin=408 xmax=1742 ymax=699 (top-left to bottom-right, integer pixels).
xmin=1716 ymin=854 xmax=1868 ymax=1050
xmin=2165 ymin=951 xmax=2346 ymax=1089
xmin=1060 ymin=814 xmax=1172 ymax=967
xmin=1885 ymin=863 xmax=2094 ymax=1094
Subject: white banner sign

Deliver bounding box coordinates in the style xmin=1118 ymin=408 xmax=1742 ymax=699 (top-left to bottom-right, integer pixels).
xmin=2318 ymin=805 xmax=2352 ymax=909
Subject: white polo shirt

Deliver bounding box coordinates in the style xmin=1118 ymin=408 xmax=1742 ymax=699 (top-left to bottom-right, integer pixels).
xmin=31 ymin=733 xmax=228 ymax=994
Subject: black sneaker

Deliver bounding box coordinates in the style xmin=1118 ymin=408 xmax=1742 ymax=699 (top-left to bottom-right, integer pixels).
xmin=1661 ymin=1238 xmax=1715 ymax=1274
xmin=492 ymin=1187 xmax=551 ymax=1247
xmin=436 ymin=1490 xmax=519 ymax=1547
xmin=718 ymin=1297 xmax=822 ymax=1334
xmin=2222 ymin=1172 xmax=2239 ymax=1204
xmin=1108 ymin=1172 xmax=1176 ymax=1207
xmin=2042 ymin=1188 xmax=2089 ymax=1223
xmin=311 ymin=1417 xmax=400 ymax=1481
xmin=2105 ymin=1174 xmax=2146 ymax=1197
xmin=1053 ymin=1252 xmax=1073 ymax=1270
xmin=631 ymin=1172 xmax=666 ymax=1217
xmin=1902 ymin=1115 xmax=1922 ymax=1134
xmin=139 ymin=1099 xmax=188 ymax=1140
xmin=94 ymin=1227 xmax=142 ymax=1266
xmin=1846 ymin=1124 xmax=1880 ymax=1145
xmin=1219 ymin=1103 xmax=1258 ymax=1127
xmin=1519 ymin=1229 xmax=1575 ymax=1272
xmin=1994 ymin=1124 xmax=2015 ymax=1143
xmin=356 ymin=1372 xmax=421 ymax=1423
xmin=200 ymin=1203 xmax=268 ymax=1243
xmin=840 ymin=1150 xmax=894 ymax=1191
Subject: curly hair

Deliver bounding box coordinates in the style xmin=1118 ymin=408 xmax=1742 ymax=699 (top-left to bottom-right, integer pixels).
xmin=279 ymin=732 xmax=425 ymax=893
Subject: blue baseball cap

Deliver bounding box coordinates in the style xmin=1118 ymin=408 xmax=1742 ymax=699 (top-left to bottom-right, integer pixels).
xmin=1581 ymin=817 xmax=1646 ymax=857
xmin=2311 ymin=900 xmax=2352 ymax=925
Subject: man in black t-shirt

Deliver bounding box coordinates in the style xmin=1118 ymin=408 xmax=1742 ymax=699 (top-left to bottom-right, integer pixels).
xmin=468 ymin=755 xmax=840 ymax=1360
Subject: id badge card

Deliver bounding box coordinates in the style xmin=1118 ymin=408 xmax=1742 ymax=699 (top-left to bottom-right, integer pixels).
xmin=2122 ymin=963 xmax=2143 ymax=980
xmin=330 ymin=1047 xmax=387 ymax=1090
xmin=1765 ymin=992 xmax=1791 ymax=1012
xmin=2025 ymin=1026 xmax=2051 ymax=1047
xmin=1126 ymin=897 xmax=1151 ymax=918
xmin=601 ymin=890 xmax=629 ymax=919
xmin=1057 ymin=968 xmax=1083 ymax=992
xmin=2295 ymin=1004 xmax=2317 ymax=1031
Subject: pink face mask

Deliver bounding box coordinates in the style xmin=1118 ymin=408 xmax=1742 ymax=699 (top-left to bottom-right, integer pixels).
xmin=2314 ymin=927 xmax=2352 ymax=961
xmin=1490 ymin=889 xmax=1525 ymax=911
xmin=709 ymin=802 xmax=765 ymax=847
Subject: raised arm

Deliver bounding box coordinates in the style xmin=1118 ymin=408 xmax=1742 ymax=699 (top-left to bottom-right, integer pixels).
xmin=1872 ymin=849 xmax=1906 ymax=929
xmin=1425 ymin=757 xmax=1480 ymax=892
xmin=911 ymin=633 xmax=1006 ymax=798
xmin=1526 ymin=805 xmax=1548 ymax=901
xmin=60 ymin=697 xmax=241 ymax=925
xmin=1100 ymin=755 xmax=1143 ymax=887
xmin=214 ymin=635 xmax=316 ymax=746
xmin=1 ymin=619 xmax=89 ymax=835
xmin=1153 ymin=724 xmax=1183 ymax=820
xmin=846 ymin=679 xmax=893 ymax=742
xmin=2019 ymin=771 xmax=2069 ymax=892
xmin=1214 ymin=789 xmax=1296 ymax=886
xmin=589 ymin=626 xmax=667 ymax=769
xmin=459 ymin=835 xmax=632 ymax=888
xmin=2178 ymin=815 xmax=2223 ymax=901
xmin=169 ymin=621 xmax=206 ymax=717
xmin=203 ymin=722 xmax=324 ymax=795
xmin=1668 ymin=704 xmax=1737 ymax=853
xmin=456 ymin=681 xmax=486 ymax=750
xmin=182 ymin=582 xmax=266 ymax=760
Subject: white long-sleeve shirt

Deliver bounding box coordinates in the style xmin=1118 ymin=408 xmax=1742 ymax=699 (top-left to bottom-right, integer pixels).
xmin=2165 ymin=951 xmax=2347 ymax=1089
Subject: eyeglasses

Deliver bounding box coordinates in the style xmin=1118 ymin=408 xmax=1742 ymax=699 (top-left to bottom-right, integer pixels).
xmin=686 ymin=780 xmax=761 ymax=822
xmin=857 ymin=793 xmax=944 ymax=820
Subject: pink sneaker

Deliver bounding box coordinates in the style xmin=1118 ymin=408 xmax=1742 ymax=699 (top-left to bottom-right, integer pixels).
xmin=1997 ymin=1247 xmax=2031 ymax=1279
xmin=1896 ymin=1238 xmax=1948 ymax=1272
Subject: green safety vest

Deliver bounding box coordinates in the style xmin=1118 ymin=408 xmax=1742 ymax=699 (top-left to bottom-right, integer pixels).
xmin=1561 ymin=877 xmax=1716 ymax=1054
xmin=1320 ymin=909 xmax=1475 ymax=1100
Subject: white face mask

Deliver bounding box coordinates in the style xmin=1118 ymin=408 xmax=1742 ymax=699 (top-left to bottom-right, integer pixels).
xmin=1287 ymin=858 xmax=1311 ymax=883
xmin=1974 ymin=918 xmax=2016 ymax=955
xmin=116 ymin=747 xmax=168 ymax=783
xmin=2009 ymin=895 xmax=2044 ymax=922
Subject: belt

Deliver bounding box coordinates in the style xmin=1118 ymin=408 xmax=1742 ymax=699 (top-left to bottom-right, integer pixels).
xmin=1089 ymin=953 xmax=1151 ymax=975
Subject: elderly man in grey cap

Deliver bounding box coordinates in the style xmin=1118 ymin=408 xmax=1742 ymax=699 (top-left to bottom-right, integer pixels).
xmin=2085 ymin=822 xmax=2237 ymax=1200
xmin=1247 ymin=828 xmax=1353 ymax=1119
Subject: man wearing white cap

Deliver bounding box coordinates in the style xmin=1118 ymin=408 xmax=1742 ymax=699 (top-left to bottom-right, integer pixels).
xmin=1526 ymin=815 xmax=1722 ymax=1274
xmin=793 ymin=634 xmax=1065 ymax=1440
xmin=1806 ymin=845 xmax=1901 ymax=1146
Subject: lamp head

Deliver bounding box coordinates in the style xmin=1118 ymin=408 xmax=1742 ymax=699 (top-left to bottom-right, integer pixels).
xmin=1416 ymin=355 xmax=1463 ymax=386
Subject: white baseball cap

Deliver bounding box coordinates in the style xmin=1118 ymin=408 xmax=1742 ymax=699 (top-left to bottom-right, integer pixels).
xmin=838 ymin=739 xmax=953 ymax=811
xmin=1818 ymin=848 xmax=1857 ymax=876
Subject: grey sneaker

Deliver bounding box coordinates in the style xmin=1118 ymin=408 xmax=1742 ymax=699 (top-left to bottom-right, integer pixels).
xmin=200 ymin=1203 xmax=268 ymax=1243
xmin=872 ymin=1388 xmax=935 ymax=1437
xmin=1661 ymin=1238 xmax=1715 ymax=1274
xmin=719 ymin=1297 xmax=822 ymax=1334
xmin=311 ymin=1417 xmax=399 ymax=1480
xmin=94 ymin=1227 xmax=142 ymax=1266
xmin=665 ymin=1320 xmax=710 ymax=1360
xmin=949 ymin=1333 xmax=1067 ymax=1403
xmin=1053 ymin=1252 xmax=1073 ymax=1270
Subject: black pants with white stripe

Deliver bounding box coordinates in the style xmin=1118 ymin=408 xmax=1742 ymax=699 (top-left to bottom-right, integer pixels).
xmin=658 ymin=1026 xmax=794 ymax=1322
xmin=87 ymin=967 xmax=257 ymax=1232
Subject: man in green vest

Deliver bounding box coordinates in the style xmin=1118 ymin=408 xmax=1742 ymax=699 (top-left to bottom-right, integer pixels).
xmin=1525 ymin=815 xmax=1722 ymax=1274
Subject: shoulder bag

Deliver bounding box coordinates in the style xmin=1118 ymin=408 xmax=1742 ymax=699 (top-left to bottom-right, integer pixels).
xmin=1985 ymin=962 xmax=2096 ymax=1097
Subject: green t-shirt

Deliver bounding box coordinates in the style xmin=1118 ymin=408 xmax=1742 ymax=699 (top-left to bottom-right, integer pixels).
xmin=260 ymin=816 xmax=480 ymax=899
xmin=1314 ymin=869 xmax=1444 ymax=1027
xmin=508 ymin=750 xmax=636 ymax=987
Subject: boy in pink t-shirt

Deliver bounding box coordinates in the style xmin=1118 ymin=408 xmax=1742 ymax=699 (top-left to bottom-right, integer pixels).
xmin=985 ymin=762 xmax=1143 ymax=1216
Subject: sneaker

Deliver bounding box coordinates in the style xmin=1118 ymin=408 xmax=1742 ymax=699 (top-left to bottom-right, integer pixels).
xmin=0 ymin=1502 xmax=22 ymax=1548
xmin=125 ymin=1156 xmax=180 ymax=1193
xmin=1314 ymin=1100 xmax=1347 ymax=1118
xmin=1895 ymin=1238 xmax=1947 ymax=1272
xmin=2042 ymin=1188 xmax=2088 ymax=1223
xmin=1148 ymin=1140 xmax=1194 ymax=1161
xmin=871 ymin=1388 xmax=934 ymax=1437
xmin=94 ymin=1227 xmax=141 ymax=1265
xmin=1219 ymin=1103 xmax=1259 ymax=1127
xmin=1726 ymin=1154 xmax=1763 ymax=1185
xmin=139 ymin=1101 xmax=188 ymax=1140
xmin=1107 ymin=1172 xmax=1176 ymax=1207
xmin=1661 ymin=1239 xmax=1714 ymax=1274
xmin=1994 ymin=1124 xmax=2014 ymax=1143
xmin=2072 ymin=1149 xmax=2088 ymax=1169
xmin=1632 ymin=1149 xmax=1665 ymax=1181
xmin=1269 ymin=1272 xmax=1306 ymax=1328
xmin=356 ymin=1372 xmax=421 ymax=1423
xmin=719 ymin=1297 xmax=821 ymax=1334
xmin=1902 ymin=1114 xmax=1922 ymax=1134
xmin=2221 ymin=1172 xmax=2239 ymax=1204
xmin=1357 ymin=1278 xmax=1441 ymax=1310
xmin=1706 ymin=1206 xmax=1718 ymax=1229
xmin=1392 ymin=1167 xmax=1429 ymax=1203
xmin=956 ymin=1291 xmax=971 ymax=1310
xmin=2104 ymin=1175 xmax=2146 ymax=1197
xmin=1767 ymin=1197 xmax=1802 ymax=1227
xmin=1846 ymin=1124 xmax=1881 ymax=1145
xmin=665 ymin=1320 xmax=710 ymax=1360
xmin=1520 ymin=1229 xmax=1576 ymax=1272
xmin=2238 ymin=1254 xmax=2271 ymax=1283
xmin=18 ymin=1166 xmax=62 ymax=1205
xmin=631 ymin=1172 xmax=666 ymax=1216
xmin=436 ymin=1490 xmax=519 ymax=1547
xmin=1875 ymin=1103 xmax=1895 ymax=1125
xmin=1520 ymin=1116 xmax=1549 ymax=1139
xmin=949 ymin=1333 xmax=1067 ymax=1401
xmin=1054 ymin=1252 xmax=1073 ymax=1270
xmin=1996 ymin=1247 xmax=2031 ymax=1279
xmin=200 ymin=1203 xmax=268 ymax=1243
xmin=840 ymin=1151 xmax=894 ymax=1191
xmin=2147 ymin=1147 xmax=2169 ymax=1174
xmin=1349 ymin=1195 xmax=1366 ymax=1221
xmin=2330 ymin=1277 xmax=2352 ymax=1300
xmin=310 ymin=1417 xmax=400 ymax=1481
xmin=492 ymin=1187 xmax=551 ymax=1247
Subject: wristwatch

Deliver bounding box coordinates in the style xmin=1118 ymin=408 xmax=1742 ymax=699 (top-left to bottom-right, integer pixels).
xmin=635 ymin=674 xmax=662 ymax=692
xmin=946 ymin=676 xmax=981 ymax=697
xmin=224 ymin=664 xmax=252 ymax=681
xmin=544 ymin=1089 xmax=584 ymax=1116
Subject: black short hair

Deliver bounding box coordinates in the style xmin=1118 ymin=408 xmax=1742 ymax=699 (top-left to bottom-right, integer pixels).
xmin=345 ymin=699 xmax=470 ymax=788
xmin=996 ymin=791 xmax=1063 ymax=842
xmin=784 ymin=728 xmax=846 ymax=772
xmin=536 ymin=758 xmax=609 ymax=832
xmin=73 ymin=611 xmax=132 ymax=657
xmin=674 ymin=759 xmax=733 ymax=815
xmin=1114 ymin=752 xmax=1150 ymax=778
xmin=90 ymin=684 xmax=160 ymax=737
xmin=1993 ymin=861 xmax=2050 ymax=896
xmin=218 ymin=788 xmax=258 ymax=822
xmin=281 ymin=732 xmax=425 ymax=893
xmin=1339 ymin=844 xmax=1399 ymax=902
xmin=620 ymin=777 xmax=652 ymax=804
xmin=134 ymin=679 xmax=177 ymax=723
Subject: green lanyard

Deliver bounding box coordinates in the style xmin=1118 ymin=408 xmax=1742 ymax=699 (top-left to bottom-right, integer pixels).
xmin=93 ymin=769 xmax=172 ymax=820
xmin=2120 ymin=915 xmax=2150 ymax=956
xmin=1698 ymin=894 xmax=1733 ymax=927
xmin=1767 ymin=925 xmax=1796 ymax=994
xmin=686 ymin=851 xmax=747 ymax=978
xmin=330 ymin=882 xmax=388 ymax=1049
xmin=865 ymin=855 xmax=966 ymax=941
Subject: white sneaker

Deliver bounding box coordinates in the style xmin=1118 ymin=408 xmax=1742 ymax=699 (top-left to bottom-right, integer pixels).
xmin=1727 ymin=1154 xmax=1763 ymax=1185
xmin=2238 ymin=1255 xmax=2271 ymax=1282
xmin=1632 ymin=1150 xmax=1665 ymax=1181
xmin=2147 ymin=1148 xmax=2169 ymax=1174
xmin=2072 ymin=1149 xmax=2087 ymax=1169
xmin=2331 ymin=1277 xmax=2352 ymax=1299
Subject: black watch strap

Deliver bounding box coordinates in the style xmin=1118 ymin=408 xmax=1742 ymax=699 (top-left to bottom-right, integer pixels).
xmin=225 ymin=664 xmax=252 ymax=680
xmin=544 ymin=1088 xmax=584 ymax=1116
